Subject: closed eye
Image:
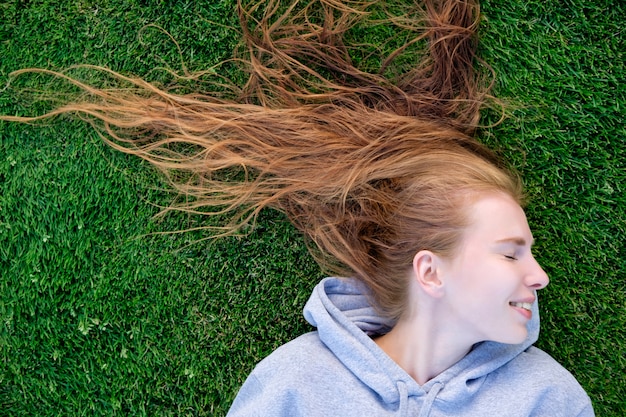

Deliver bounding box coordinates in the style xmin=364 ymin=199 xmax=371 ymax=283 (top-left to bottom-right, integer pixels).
xmin=503 ymin=254 xmax=518 ymax=261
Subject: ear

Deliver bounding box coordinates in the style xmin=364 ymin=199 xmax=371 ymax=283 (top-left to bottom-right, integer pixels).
xmin=412 ymin=250 xmax=445 ymax=298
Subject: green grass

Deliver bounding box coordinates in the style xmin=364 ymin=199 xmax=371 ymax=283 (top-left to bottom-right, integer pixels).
xmin=0 ymin=0 xmax=624 ymax=415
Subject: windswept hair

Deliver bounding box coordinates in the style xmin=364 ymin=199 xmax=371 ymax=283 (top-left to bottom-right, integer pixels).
xmin=2 ymin=0 xmax=521 ymax=320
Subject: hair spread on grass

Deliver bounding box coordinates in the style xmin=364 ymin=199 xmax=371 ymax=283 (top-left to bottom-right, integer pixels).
xmin=2 ymin=0 xmax=522 ymax=320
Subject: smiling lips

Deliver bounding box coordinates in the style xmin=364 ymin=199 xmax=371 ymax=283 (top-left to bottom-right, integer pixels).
xmin=510 ymin=301 xmax=533 ymax=319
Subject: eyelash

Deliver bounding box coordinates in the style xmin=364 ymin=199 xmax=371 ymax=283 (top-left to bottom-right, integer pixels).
xmin=504 ymin=255 xmax=518 ymax=261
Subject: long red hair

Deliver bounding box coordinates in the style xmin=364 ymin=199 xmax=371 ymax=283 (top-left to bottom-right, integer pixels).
xmin=1 ymin=0 xmax=521 ymax=319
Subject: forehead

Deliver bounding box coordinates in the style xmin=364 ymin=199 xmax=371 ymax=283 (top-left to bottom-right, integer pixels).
xmin=463 ymin=193 xmax=533 ymax=243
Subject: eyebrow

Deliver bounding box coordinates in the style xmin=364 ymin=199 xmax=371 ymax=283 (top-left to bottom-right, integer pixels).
xmin=495 ymin=237 xmax=535 ymax=246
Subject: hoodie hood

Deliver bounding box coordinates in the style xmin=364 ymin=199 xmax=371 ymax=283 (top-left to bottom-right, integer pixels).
xmin=303 ymin=277 xmax=540 ymax=415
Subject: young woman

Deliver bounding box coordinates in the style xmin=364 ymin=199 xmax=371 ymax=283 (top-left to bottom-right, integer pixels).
xmin=227 ymin=175 xmax=593 ymax=416
xmin=2 ymin=0 xmax=593 ymax=414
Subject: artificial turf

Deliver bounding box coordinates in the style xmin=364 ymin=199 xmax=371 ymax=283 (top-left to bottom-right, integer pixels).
xmin=0 ymin=0 xmax=624 ymax=415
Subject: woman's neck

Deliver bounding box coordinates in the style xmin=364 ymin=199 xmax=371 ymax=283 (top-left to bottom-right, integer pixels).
xmin=374 ymin=313 xmax=474 ymax=386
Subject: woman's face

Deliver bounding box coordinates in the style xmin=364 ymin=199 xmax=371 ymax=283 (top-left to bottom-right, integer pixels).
xmin=439 ymin=193 xmax=550 ymax=345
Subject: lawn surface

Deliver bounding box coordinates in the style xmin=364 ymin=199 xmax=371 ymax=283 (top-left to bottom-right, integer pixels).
xmin=1 ymin=0 xmax=624 ymax=415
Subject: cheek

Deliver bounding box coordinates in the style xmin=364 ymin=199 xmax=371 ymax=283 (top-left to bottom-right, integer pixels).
xmin=445 ymin=255 xmax=500 ymax=300
xmin=464 ymin=262 xmax=507 ymax=298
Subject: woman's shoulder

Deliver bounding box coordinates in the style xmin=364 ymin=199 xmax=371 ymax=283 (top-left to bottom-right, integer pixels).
xmin=227 ymin=331 xmax=376 ymax=417
xmin=508 ymin=346 xmax=587 ymax=386
xmin=250 ymin=331 xmax=350 ymax=383
xmin=486 ymin=345 xmax=594 ymax=415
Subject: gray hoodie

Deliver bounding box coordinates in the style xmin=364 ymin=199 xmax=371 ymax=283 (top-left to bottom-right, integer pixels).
xmin=228 ymin=277 xmax=594 ymax=416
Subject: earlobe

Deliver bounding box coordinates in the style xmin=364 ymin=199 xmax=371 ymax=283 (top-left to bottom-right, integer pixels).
xmin=412 ymin=250 xmax=445 ymax=298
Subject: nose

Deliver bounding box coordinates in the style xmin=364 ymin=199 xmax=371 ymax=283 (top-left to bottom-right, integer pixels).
xmin=525 ymin=255 xmax=550 ymax=290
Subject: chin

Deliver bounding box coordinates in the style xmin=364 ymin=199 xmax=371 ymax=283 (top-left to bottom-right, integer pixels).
xmin=498 ymin=329 xmax=529 ymax=345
